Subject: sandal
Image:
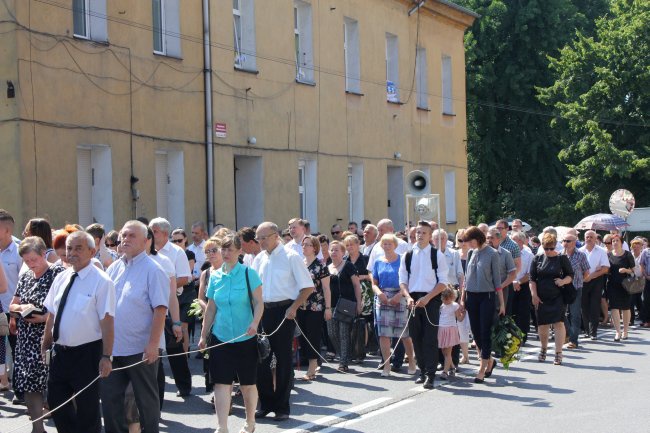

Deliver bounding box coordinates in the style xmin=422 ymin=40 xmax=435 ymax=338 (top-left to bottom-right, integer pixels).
xmin=239 ymin=423 xmax=255 ymax=433
xmin=299 ymin=373 xmax=317 ymax=381
xmin=485 ymin=359 xmax=497 ymax=378
xmin=538 ymin=348 xmax=547 ymax=362
xmin=553 ymin=352 xmax=563 ymax=365
xmin=337 ymin=365 xmax=349 ymax=373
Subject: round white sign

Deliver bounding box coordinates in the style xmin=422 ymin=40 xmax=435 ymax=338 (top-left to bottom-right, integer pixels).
xmin=609 ymin=189 xmax=635 ymax=218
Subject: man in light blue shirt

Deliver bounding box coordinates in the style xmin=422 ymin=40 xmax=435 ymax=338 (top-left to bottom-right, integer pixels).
xmin=102 ymin=220 xmax=169 ymax=433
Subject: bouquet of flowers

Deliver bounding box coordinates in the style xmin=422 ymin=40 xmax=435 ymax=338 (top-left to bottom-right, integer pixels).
xmin=187 ymin=298 xmax=203 ymax=320
xmin=491 ymin=316 xmax=525 ymax=369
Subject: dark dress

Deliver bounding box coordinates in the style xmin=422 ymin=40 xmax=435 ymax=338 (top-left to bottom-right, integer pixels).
xmin=13 ymin=265 xmax=65 ymax=393
xmin=607 ymin=251 xmax=635 ymax=310
xmin=348 ymin=254 xmax=372 ymax=317
xmin=530 ymin=255 xmax=573 ymax=325
xmin=297 ymin=259 xmax=330 ymax=360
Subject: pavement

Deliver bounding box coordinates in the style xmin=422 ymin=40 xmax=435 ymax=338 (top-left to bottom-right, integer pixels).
xmin=2 ymin=324 xmax=650 ymax=433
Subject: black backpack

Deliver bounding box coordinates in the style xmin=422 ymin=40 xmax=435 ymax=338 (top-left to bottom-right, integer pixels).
xmin=404 ymin=246 xmax=439 ymax=285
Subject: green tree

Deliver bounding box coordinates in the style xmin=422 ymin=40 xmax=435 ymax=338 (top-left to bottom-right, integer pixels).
xmin=459 ymin=0 xmax=609 ymax=228
xmin=538 ymin=0 xmax=650 ymax=214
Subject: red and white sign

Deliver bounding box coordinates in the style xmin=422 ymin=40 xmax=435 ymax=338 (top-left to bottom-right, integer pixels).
xmin=214 ymin=122 xmax=227 ymax=138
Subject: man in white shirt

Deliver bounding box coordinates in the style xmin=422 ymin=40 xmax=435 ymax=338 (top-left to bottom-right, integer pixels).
xmin=149 ymin=217 xmax=192 ymax=397
xmin=187 ymin=221 xmax=207 ymax=279
xmin=400 ymin=221 xmax=449 ymax=389
xmin=510 ymin=231 xmax=534 ymax=342
xmin=366 ymin=219 xmax=409 ymax=273
xmin=580 ymin=230 xmax=610 ymax=339
xmin=42 ymin=231 xmax=115 ymax=433
xmin=0 ymin=209 xmax=22 ymax=389
xmin=362 ymin=224 xmax=378 ymax=256
xmin=252 ymin=222 xmax=314 ymax=422
xmin=102 ymin=220 xmax=169 ymax=433
xmin=238 ymin=227 xmax=261 ymax=267
xmin=284 ymin=218 xmax=323 ymax=260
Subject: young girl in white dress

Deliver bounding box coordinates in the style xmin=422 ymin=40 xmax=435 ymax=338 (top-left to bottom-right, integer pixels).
xmin=438 ymin=287 xmax=464 ymax=379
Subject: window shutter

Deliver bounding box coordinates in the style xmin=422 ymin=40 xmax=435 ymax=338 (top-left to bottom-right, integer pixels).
xmin=163 ymin=0 xmax=182 ymax=57
xmin=156 ymin=153 xmax=169 ymax=219
xmin=445 ymin=170 xmax=457 ymax=223
xmin=89 ymin=0 xmax=108 ymax=42
xmin=240 ymin=0 xmax=256 ymax=70
xmin=77 ymin=149 xmax=93 ymax=227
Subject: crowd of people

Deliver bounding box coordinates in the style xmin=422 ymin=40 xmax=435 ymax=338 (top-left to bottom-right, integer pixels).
xmin=0 ymin=209 xmax=649 ymax=433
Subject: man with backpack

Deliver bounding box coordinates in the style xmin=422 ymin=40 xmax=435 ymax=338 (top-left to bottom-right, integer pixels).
xmin=400 ymin=221 xmax=449 ymax=389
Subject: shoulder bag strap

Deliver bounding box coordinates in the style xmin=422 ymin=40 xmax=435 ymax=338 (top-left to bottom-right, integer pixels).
xmin=245 ymin=267 xmax=254 ymax=315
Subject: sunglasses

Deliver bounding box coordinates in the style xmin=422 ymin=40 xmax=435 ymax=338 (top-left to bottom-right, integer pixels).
xmin=105 ymin=242 xmax=119 ymax=248
xmin=544 ymin=247 xmax=555 ymax=251
xmin=171 ymin=239 xmax=184 ymax=244
xmin=561 ymin=239 xmax=574 ymax=243
xmin=331 ymin=231 xmax=341 ymax=235
xmin=604 ymin=241 xmax=612 ymax=245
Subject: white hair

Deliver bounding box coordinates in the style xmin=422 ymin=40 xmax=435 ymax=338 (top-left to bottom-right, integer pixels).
xmin=122 ymin=220 xmax=148 ymax=237
xmin=149 ymin=217 xmax=171 ymax=234
xmin=377 ymin=219 xmax=394 ymax=230
xmin=67 ymin=230 xmax=96 ymax=249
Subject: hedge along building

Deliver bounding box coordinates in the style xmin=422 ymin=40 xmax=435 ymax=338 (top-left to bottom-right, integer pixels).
xmin=0 ymin=0 xmax=476 ymax=234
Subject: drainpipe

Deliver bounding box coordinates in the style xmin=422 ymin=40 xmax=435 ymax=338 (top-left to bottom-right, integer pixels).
xmin=202 ymin=0 xmax=215 ymax=231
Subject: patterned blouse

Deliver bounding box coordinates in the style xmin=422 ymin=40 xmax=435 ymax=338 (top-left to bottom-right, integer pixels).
xmin=302 ymin=258 xmax=330 ymax=312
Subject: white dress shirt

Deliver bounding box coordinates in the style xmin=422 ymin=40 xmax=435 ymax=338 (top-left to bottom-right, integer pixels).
xmin=0 ymin=240 xmax=22 ymax=309
xmin=367 ymin=238 xmax=409 ymax=272
xmin=579 ymin=244 xmax=610 ymax=274
xmin=188 ymin=241 xmax=206 ymax=279
xmin=516 ymin=247 xmax=535 ymax=281
xmin=441 ymin=247 xmax=464 ymax=286
xmin=44 ymin=263 xmax=116 ymax=347
xmin=158 ymin=240 xmax=192 ymax=279
xmin=398 ymin=244 xmax=449 ymax=293
xmin=252 ymin=243 xmax=313 ymax=303
xmin=284 ymin=237 xmax=324 ymax=260
xmin=362 ymin=241 xmax=377 ymax=257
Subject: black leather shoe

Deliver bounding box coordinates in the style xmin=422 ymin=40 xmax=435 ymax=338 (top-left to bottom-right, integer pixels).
xmin=415 ymin=375 xmax=426 ymax=384
xmin=485 ymin=359 xmax=497 ymax=378
xmin=474 ymin=377 xmax=485 ymax=384
xmin=423 ymin=377 xmax=434 ymax=389
xmin=390 ymin=365 xmax=402 ymax=373
xmin=274 ymin=413 xmax=290 ymax=421
xmin=255 ymin=409 xmax=271 ymax=419
xmin=176 ymin=390 xmax=191 ymax=397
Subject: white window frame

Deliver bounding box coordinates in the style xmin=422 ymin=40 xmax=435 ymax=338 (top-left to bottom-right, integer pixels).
xmin=73 ymin=0 xmax=108 ymax=42
xmin=416 ymin=46 xmax=428 ymax=109
xmin=348 ymin=163 xmax=364 ymax=224
xmin=344 ymin=17 xmax=361 ymax=94
xmin=294 ymin=0 xmax=314 ymax=84
xmin=442 ymin=55 xmax=454 ymax=115
xmin=444 ymin=170 xmax=457 ymax=223
xmin=77 ymin=145 xmax=114 ymax=230
xmin=298 ymin=160 xmax=307 ymax=219
xmin=155 ymin=150 xmax=185 ymax=229
xmin=386 ymin=33 xmax=399 ymax=103
xmin=152 ymin=0 xmax=181 ymax=58
xmin=233 ymin=0 xmax=257 ymax=71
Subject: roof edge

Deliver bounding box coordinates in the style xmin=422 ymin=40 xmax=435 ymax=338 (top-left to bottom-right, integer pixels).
xmin=434 ymin=0 xmax=480 ymax=19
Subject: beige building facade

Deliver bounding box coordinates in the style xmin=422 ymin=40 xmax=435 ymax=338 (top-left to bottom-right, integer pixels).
xmin=0 ymin=0 xmax=475 ymax=234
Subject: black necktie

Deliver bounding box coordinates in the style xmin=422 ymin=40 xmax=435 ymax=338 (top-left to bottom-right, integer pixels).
xmin=53 ymin=272 xmax=78 ymax=343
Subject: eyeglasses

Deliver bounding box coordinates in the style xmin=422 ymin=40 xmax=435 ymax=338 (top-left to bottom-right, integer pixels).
xmin=561 ymin=239 xmax=574 ymax=243
xmin=105 ymin=242 xmax=119 ymax=248
xmin=543 ymin=247 xmax=555 ymax=251
xmin=171 ymin=239 xmax=184 ymax=244
xmin=254 ymin=233 xmax=276 ymax=242
xmin=205 ymin=248 xmax=219 ymax=254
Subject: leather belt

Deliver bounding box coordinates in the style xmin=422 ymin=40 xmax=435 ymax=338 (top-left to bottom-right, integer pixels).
xmin=264 ymin=299 xmax=293 ymax=309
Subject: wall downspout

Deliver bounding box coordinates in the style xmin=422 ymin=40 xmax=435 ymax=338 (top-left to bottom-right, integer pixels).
xmin=202 ymin=0 xmax=215 ymax=231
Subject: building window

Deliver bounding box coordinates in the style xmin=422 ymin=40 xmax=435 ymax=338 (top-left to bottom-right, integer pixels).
xmin=386 ymin=33 xmax=399 ymax=103
xmin=344 ymin=17 xmax=361 ymax=94
xmin=294 ymin=1 xmax=314 ymax=83
xmin=73 ymin=0 xmax=108 ymax=42
xmin=298 ymin=159 xmax=318 ymax=230
xmin=155 ymin=151 xmax=185 ymax=229
xmin=233 ymin=0 xmax=257 ymax=71
xmin=77 ymin=146 xmax=114 ymax=229
xmin=152 ymin=0 xmax=182 ymax=57
xmin=348 ymin=163 xmax=364 ymax=223
xmin=444 ymin=170 xmax=457 ymax=223
xmin=442 ymin=55 xmax=453 ymax=114
xmin=416 ymin=47 xmax=428 ymax=109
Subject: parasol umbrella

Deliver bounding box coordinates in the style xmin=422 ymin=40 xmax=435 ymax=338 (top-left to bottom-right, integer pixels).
xmin=574 ymin=214 xmax=630 ymax=231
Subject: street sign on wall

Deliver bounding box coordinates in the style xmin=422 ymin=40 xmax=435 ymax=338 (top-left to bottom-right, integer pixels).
xmin=214 ymin=122 xmax=227 ymax=138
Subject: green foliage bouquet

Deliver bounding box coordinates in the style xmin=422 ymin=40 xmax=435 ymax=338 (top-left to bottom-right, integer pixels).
xmin=491 ymin=316 xmax=525 ymax=369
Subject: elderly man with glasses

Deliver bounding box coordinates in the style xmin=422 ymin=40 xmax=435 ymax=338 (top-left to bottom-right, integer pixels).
xmin=561 ymin=234 xmax=590 ymax=349
xmin=579 ymin=230 xmax=610 ymax=340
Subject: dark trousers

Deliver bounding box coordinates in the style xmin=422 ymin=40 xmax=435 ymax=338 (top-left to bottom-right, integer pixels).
xmin=641 ymin=280 xmax=650 ymax=323
xmin=258 ymin=304 xmax=296 ymax=415
xmin=166 ymin=344 xmax=192 ymax=394
xmin=297 ymin=309 xmax=324 ymax=360
xmin=391 ymin=340 xmax=405 ymax=368
xmin=157 ymin=359 xmax=165 ymax=409
xmin=630 ymin=293 xmax=643 ymax=323
xmin=504 ymin=284 xmax=514 ymax=316
xmin=48 ymin=339 xmax=103 ymax=433
xmin=512 ymin=282 xmax=532 ymax=342
xmin=101 ymin=353 xmax=160 ymax=433
xmin=582 ymin=276 xmax=604 ymax=338
xmin=408 ymin=293 xmax=441 ymax=378
xmin=466 ymin=291 xmax=496 ymax=360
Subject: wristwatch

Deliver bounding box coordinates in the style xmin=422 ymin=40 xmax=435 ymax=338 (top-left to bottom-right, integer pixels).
xmin=173 ymin=321 xmax=182 ymax=327
xmin=102 ymin=354 xmax=113 ymax=362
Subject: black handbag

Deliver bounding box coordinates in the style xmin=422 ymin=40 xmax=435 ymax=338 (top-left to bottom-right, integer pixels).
xmin=333 ymin=298 xmax=357 ymax=323
xmin=622 ymin=275 xmax=645 ymax=295
xmin=245 ymin=268 xmax=271 ymax=362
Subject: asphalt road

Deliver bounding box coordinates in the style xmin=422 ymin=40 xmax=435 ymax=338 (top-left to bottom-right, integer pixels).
xmin=2 ymin=324 xmax=649 ymax=433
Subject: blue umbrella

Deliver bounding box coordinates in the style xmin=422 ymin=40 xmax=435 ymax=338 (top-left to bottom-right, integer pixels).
xmin=574 ymin=213 xmax=630 ymax=231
